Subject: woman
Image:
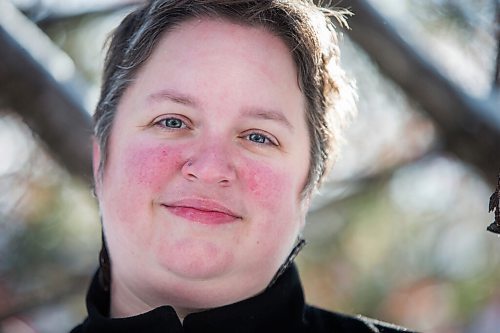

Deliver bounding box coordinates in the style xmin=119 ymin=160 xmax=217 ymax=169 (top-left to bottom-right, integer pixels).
xmin=71 ymin=1 xmax=416 ymax=332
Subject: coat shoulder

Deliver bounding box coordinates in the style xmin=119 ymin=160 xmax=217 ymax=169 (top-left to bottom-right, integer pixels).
xmin=304 ymin=306 xmax=419 ymax=333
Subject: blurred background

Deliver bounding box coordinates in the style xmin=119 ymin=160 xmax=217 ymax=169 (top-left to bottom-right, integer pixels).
xmin=0 ymin=0 xmax=499 ymax=332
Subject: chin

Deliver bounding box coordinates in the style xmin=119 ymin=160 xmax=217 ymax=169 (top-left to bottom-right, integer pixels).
xmin=153 ymin=238 xmax=236 ymax=281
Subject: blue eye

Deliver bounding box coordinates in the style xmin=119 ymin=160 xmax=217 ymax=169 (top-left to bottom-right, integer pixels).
xmin=157 ymin=117 xmax=186 ymax=129
xmin=246 ymin=132 xmax=277 ymax=146
xmin=248 ymin=133 xmax=267 ymax=144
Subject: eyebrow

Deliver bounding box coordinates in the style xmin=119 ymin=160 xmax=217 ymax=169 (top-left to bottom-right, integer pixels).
xmin=241 ymin=108 xmax=294 ymax=132
xmin=146 ymin=89 xmax=199 ymax=108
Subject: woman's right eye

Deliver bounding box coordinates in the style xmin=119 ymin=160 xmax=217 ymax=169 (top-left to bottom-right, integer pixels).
xmin=155 ymin=117 xmax=187 ymax=129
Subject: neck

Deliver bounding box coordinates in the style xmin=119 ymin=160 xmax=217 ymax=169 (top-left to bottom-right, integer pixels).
xmin=109 ymin=276 xmax=215 ymax=320
xmin=110 ymin=279 xmax=154 ymax=318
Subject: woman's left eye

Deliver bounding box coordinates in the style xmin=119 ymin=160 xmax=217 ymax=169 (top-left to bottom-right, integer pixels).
xmin=244 ymin=132 xmax=278 ymax=146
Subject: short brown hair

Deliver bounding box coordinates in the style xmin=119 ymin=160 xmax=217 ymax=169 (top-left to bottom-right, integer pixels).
xmin=94 ymin=0 xmax=356 ymax=195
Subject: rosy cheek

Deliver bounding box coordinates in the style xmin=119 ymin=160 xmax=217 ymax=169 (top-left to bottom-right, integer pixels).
xmin=240 ymin=159 xmax=289 ymax=210
xmin=120 ymin=142 xmax=186 ymax=192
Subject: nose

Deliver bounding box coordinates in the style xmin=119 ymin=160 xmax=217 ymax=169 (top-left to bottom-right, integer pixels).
xmin=181 ymin=141 xmax=237 ymax=186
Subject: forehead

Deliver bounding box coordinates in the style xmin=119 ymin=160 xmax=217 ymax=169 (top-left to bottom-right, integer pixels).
xmin=122 ymin=17 xmax=306 ymax=120
xmin=156 ymin=17 xmax=296 ymax=78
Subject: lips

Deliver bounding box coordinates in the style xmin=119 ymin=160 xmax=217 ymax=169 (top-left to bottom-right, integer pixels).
xmin=162 ymin=198 xmax=242 ymax=225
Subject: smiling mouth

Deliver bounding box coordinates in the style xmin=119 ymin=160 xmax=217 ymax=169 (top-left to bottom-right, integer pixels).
xmin=162 ymin=203 xmax=242 ymax=225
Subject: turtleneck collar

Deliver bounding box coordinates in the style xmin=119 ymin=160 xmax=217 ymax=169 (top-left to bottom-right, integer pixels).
xmin=75 ymin=265 xmax=306 ymax=333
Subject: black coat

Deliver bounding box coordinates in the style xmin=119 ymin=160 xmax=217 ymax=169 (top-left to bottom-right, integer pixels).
xmin=70 ymin=265 xmax=417 ymax=333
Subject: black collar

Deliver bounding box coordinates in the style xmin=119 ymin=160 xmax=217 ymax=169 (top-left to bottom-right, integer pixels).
xmin=78 ymin=265 xmax=306 ymax=333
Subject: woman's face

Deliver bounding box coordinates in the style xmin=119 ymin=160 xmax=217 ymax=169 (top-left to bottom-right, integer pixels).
xmin=95 ymin=18 xmax=311 ymax=315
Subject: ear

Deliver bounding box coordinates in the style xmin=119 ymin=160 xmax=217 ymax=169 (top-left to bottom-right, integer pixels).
xmin=92 ymin=138 xmax=102 ymax=196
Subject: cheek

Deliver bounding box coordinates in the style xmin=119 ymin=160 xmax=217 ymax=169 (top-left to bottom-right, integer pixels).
xmin=119 ymin=142 xmax=186 ymax=192
xmin=103 ymin=141 xmax=187 ymax=258
xmin=240 ymin=159 xmax=297 ymax=211
xmin=102 ymin=141 xmax=186 ymax=230
xmin=239 ymin=159 xmax=305 ymax=265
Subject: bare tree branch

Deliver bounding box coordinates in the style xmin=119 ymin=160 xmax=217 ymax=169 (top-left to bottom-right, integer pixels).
xmin=343 ymin=0 xmax=500 ymax=184
xmin=0 ymin=1 xmax=92 ymax=182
